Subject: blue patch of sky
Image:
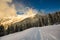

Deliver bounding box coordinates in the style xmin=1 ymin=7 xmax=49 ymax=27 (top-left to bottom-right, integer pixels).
xmin=13 ymin=0 xmax=60 ymax=14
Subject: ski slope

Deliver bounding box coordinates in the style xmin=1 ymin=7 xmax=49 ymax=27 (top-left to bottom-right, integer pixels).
xmin=0 ymin=24 xmax=60 ymax=40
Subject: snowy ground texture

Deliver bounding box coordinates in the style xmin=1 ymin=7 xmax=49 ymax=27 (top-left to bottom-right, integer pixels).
xmin=0 ymin=24 xmax=60 ymax=40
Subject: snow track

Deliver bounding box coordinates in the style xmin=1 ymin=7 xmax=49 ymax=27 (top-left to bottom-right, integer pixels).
xmin=0 ymin=24 xmax=60 ymax=40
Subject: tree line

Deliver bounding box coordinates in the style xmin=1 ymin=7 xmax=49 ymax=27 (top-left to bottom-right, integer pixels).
xmin=0 ymin=11 xmax=60 ymax=37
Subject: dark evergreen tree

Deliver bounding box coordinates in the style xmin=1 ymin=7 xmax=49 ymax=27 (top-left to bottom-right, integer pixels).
xmin=0 ymin=25 xmax=4 ymax=37
xmin=15 ymin=25 xmax=18 ymax=32
xmin=7 ymin=25 xmax=14 ymax=34
xmin=45 ymin=17 xmax=48 ymax=26
xmin=38 ymin=18 xmax=42 ymax=27
xmin=55 ymin=12 xmax=60 ymax=24
xmin=48 ymin=14 xmax=54 ymax=25
xmin=42 ymin=18 xmax=45 ymax=26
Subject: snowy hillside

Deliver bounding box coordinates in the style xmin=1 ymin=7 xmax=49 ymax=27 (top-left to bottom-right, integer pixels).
xmin=0 ymin=24 xmax=60 ymax=40
xmin=0 ymin=11 xmax=60 ymax=37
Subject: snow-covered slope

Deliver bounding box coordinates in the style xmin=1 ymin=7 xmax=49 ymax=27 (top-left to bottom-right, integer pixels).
xmin=0 ymin=24 xmax=60 ymax=40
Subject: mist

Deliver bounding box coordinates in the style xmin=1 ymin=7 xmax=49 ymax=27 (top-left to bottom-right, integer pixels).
xmin=0 ymin=0 xmax=17 ymax=18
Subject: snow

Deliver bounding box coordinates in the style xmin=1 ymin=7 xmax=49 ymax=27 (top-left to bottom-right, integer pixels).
xmin=0 ymin=24 xmax=60 ymax=40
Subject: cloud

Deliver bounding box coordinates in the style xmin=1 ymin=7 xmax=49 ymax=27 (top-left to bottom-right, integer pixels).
xmin=0 ymin=0 xmax=42 ymax=18
xmin=0 ymin=0 xmax=17 ymax=18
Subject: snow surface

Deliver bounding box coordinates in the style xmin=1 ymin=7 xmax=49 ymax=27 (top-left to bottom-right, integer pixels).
xmin=0 ymin=24 xmax=60 ymax=40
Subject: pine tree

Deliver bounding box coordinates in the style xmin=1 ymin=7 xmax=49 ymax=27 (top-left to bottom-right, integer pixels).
xmin=15 ymin=25 xmax=18 ymax=32
xmin=38 ymin=18 xmax=42 ymax=27
xmin=48 ymin=14 xmax=54 ymax=25
xmin=0 ymin=25 xmax=4 ymax=37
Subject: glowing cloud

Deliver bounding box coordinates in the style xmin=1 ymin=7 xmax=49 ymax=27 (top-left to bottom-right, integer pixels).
xmin=0 ymin=0 xmax=17 ymax=18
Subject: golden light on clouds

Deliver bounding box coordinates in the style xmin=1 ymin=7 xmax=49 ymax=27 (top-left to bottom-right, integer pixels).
xmin=26 ymin=8 xmax=37 ymax=18
xmin=0 ymin=0 xmax=38 ymax=29
xmin=1 ymin=8 xmax=37 ymax=29
xmin=0 ymin=0 xmax=17 ymax=18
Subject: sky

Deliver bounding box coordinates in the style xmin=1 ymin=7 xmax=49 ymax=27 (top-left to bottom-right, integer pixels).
xmin=12 ymin=0 xmax=60 ymax=14
xmin=0 ymin=0 xmax=60 ymax=17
